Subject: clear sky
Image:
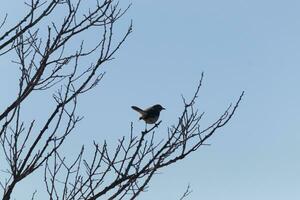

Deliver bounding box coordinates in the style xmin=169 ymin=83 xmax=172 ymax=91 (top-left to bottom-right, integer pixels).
xmin=1 ymin=0 xmax=300 ymax=199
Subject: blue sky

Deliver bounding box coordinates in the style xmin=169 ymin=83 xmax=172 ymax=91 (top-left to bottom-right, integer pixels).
xmin=1 ymin=0 xmax=300 ymax=199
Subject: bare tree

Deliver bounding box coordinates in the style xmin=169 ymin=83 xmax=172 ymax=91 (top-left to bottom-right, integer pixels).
xmin=0 ymin=0 xmax=244 ymax=199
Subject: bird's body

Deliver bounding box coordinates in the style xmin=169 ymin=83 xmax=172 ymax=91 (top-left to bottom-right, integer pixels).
xmin=131 ymin=104 xmax=165 ymax=124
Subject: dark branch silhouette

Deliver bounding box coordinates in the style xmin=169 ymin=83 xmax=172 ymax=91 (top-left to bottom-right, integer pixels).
xmin=43 ymin=73 xmax=244 ymax=200
xmin=0 ymin=1 xmax=244 ymax=199
xmin=0 ymin=1 xmax=132 ymax=199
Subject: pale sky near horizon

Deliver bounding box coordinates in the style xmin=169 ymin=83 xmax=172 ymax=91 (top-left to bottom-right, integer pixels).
xmin=1 ymin=0 xmax=300 ymax=200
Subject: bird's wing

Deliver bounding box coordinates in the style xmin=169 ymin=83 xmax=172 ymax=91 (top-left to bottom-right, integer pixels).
xmin=131 ymin=106 xmax=146 ymax=115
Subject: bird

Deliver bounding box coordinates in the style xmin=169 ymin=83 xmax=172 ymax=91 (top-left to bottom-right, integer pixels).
xmin=131 ymin=104 xmax=165 ymax=124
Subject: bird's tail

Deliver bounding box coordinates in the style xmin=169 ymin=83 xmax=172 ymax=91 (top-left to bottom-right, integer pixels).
xmin=131 ymin=106 xmax=146 ymax=115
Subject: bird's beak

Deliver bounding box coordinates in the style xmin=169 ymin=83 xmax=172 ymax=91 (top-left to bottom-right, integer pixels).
xmin=162 ymin=107 xmax=166 ymax=110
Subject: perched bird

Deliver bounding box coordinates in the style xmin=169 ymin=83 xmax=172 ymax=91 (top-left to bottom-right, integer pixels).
xmin=131 ymin=104 xmax=165 ymax=124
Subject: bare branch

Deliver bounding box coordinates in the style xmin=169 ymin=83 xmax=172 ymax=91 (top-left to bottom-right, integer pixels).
xmin=0 ymin=1 xmax=244 ymax=199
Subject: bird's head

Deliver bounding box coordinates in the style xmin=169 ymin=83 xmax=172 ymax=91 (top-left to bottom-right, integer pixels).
xmin=153 ymin=104 xmax=165 ymax=112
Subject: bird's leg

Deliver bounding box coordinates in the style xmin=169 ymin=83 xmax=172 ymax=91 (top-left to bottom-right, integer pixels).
xmin=144 ymin=123 xmax=147 ymax=131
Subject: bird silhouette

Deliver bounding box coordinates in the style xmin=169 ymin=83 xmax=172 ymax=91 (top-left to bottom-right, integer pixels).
xmin=131 ymin=104 xmax=165 ymax=124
